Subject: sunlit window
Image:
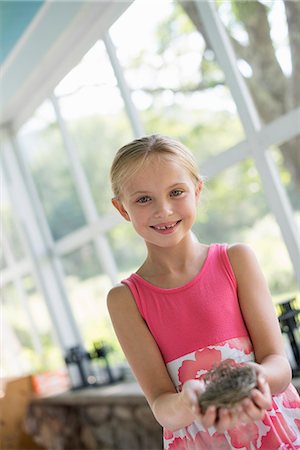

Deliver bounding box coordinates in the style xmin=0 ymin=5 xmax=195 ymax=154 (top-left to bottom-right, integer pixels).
xmin=54 ymin=40 xmax=134 ymax=216
xmin=2 ymin=0 xmax=299 ymax=378
xmin=18 ymin=100 xmax=86 ymax=240
xmin=111 ymin=0 xmax=245 ymax=161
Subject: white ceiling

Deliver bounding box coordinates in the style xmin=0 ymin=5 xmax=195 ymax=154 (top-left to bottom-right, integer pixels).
xmin=0 ymin=0 xmax=133 ymax=131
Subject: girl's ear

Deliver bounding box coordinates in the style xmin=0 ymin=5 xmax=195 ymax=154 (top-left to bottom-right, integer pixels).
xmin=112 ymin=198 xmax=130 ymax=221
xmin=195 ymin=179 xmax=203 ymax=200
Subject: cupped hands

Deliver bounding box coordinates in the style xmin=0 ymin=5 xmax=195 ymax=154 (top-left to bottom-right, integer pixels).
xmin=181 ymin=362 xmax=272 ymax=433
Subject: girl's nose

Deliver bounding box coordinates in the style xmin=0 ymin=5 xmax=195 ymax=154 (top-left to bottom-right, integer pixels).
xmin=153 ymin=200 xmax=173 ymax=218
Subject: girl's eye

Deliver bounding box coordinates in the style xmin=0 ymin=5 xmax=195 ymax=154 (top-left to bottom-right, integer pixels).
xmin=170 ymin=189 xmax=184 ymax=197
xmin=137 ymin=196 xmax=151 ymax=204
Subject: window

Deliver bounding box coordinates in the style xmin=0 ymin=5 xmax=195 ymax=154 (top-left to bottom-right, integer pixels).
xmin=18 ymin=101 xmax=86 ymax=240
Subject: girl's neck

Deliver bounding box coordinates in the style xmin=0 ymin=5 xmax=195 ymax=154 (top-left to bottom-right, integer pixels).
xmin=139 ymin=233 xmax=206 ymax=278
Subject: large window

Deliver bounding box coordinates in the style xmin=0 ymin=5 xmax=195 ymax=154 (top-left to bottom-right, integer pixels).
xmin=18 ymin=101 xmax=86 ymax=241
xmin=2 ymin=0 xmax=299 ymax=378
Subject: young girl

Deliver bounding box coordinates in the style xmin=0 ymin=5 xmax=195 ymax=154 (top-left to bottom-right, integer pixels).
xmin=107 ymin=134 xmax=300 ymax=449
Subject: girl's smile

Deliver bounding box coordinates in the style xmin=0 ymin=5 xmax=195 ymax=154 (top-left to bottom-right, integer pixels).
xmin=150 ymin=219 xmax=182 ymax=233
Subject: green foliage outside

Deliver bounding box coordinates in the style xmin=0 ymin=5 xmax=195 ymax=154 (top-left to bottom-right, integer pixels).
xmin=8 ymin=106 xmax=296 ymax=373
xmin=3 ymin=105 xmax=299 ymax=375
xmin=3 ymin=0 xmax=299 ymax=376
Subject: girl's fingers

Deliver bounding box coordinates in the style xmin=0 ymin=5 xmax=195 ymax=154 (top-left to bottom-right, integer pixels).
xmin=200 ymin=400 xmax=262 ymax=431
xmin=239 ymin=413 xmax=251 ymax=424
xmin=215 ymin=408 xmax=230 ymax=433
xmin=235 ymin=406 xmax=248 ymax=424
xmin=241 ymin=398 xmax=265 ymax=421
xmin=215 ymin=407 xmax=240 ymax=433
xmin=200 ymin=405 xmax=217 ymax=429
xmin=250 ymin=375 xmax=272 ymax=410
xmin=259 ymin=376 xmax=272 ymax=399
xmin=251 ymin=388 xmax=272 ymax=410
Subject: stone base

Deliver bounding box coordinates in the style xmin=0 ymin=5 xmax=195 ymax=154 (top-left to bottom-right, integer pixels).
xmin=25 ymin=381 xmax=162 ymax=450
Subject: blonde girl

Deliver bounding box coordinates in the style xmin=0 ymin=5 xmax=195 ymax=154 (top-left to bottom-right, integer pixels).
xmin=108 ymin=134 xmax=300 ymax=449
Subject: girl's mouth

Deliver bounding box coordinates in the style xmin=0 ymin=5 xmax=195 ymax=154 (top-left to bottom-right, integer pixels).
xmin=150 ymin=220 xmax=182 ymax=233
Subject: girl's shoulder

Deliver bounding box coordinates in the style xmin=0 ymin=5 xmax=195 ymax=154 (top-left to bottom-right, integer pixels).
xmin=226 ymin=243 xmax=263 ymax=281
xmin=227 ymin=242 xmax=257 ymax=262
xmin=107 ymin=282 xmax=131 ymax=300
xmin=107 ymin=282 xmax=148 ymax=333
xmin=107 ymin=283 xmax=135 ymax=311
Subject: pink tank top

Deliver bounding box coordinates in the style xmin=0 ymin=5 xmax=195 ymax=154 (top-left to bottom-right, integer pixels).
xmin=122 ymin=243 xmax=249 ymax=363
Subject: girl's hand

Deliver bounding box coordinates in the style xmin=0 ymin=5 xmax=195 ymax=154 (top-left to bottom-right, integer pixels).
xmin=181 ymin=379 xmax=218 ymax=429
xmin=181 ymin=362 xmax=272 ymax=432
xmin=237 ymin=362 xmax=272 ymax=424
xmin=182 ymin=379 xmax=243 ymax=431
xmin=214 ymin=363 xmax=272 ymax=431
xmin=181 ymin=379 xmax=205 ymax=418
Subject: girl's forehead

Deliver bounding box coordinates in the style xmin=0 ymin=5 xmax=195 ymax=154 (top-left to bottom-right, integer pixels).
xmin=123 ymin=156 xmax=193 ymax=191
xmin=139 ymin=154 xmax=183 ymax=172
xmin=139 ymin=156 xmax=185 ymax=177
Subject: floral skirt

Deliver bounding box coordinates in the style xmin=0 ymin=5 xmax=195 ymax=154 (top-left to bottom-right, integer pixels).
xmin=164 ymin=337 xmax=300 ymax=449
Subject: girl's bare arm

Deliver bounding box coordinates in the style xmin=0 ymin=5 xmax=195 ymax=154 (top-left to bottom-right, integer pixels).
xmin=228 ymin=243 xmax=292 ymax=394
xmin=107 ymin=285 xmax=197 ymax=431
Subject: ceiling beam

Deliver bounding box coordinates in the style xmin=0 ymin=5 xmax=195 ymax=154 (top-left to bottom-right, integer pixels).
xmin=0 ymin=1 xmax=133 ymax=130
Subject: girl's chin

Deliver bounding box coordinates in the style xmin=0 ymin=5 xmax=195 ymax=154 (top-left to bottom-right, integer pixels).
xmin=145 ymin=234 xmax=189 ymax=248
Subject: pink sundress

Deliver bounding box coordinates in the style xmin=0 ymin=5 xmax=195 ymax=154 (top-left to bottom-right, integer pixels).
xmin=122 ymin=243 xmax=300 ymax=449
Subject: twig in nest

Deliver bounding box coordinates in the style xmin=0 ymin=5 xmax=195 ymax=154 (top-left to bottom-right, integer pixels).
xmin=198 ymin=360 xmax=257 ymax=413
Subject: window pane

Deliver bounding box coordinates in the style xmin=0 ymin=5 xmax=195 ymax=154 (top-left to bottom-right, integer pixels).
xmin=2 ymin=311 xmax=27 ymax=377
xmin=0 ymin=246 xmax=6 ymax=270
xmin=270 ymin=135 xmax=300 ymax=215
xmin=2 ymin=278 xmax=64 ymax=376
xmin=61 ymin=243 xmax=122 ymax=359
xmin=3 ymin=282 xmax=39 ymax=376
xmin=195 ymin=160 xmax=297 ymax=297
xmin=110 ymin=0 xmax=245 ymax=164
xmin=54 ymin=40 xmax=134 ymax=216
xmin=218 ymin=0 xmax=299 ymax=123
xmin=1 ymin=180 xmax=26 ymax=261
xmin=62 ymin=242 xmax=103 ymax=279
xmin=22 ymin=274 xmax=63 ymax=371
xmin=107 ymin=222 xmax=147 ymax=275
xmin=17 ymin=100 xmax=86 ymax=240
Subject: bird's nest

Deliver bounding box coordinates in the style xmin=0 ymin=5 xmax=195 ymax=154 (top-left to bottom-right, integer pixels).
xmin=198 ymin=360 xmax=257 ymax=413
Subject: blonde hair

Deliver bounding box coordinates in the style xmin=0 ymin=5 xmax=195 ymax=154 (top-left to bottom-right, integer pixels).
xmin=110 ymin=134 xmax=202 ymax=198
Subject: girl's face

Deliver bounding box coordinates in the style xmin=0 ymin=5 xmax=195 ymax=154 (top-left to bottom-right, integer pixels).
xmin=112 ymin=155 xmax=202 ymax=248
